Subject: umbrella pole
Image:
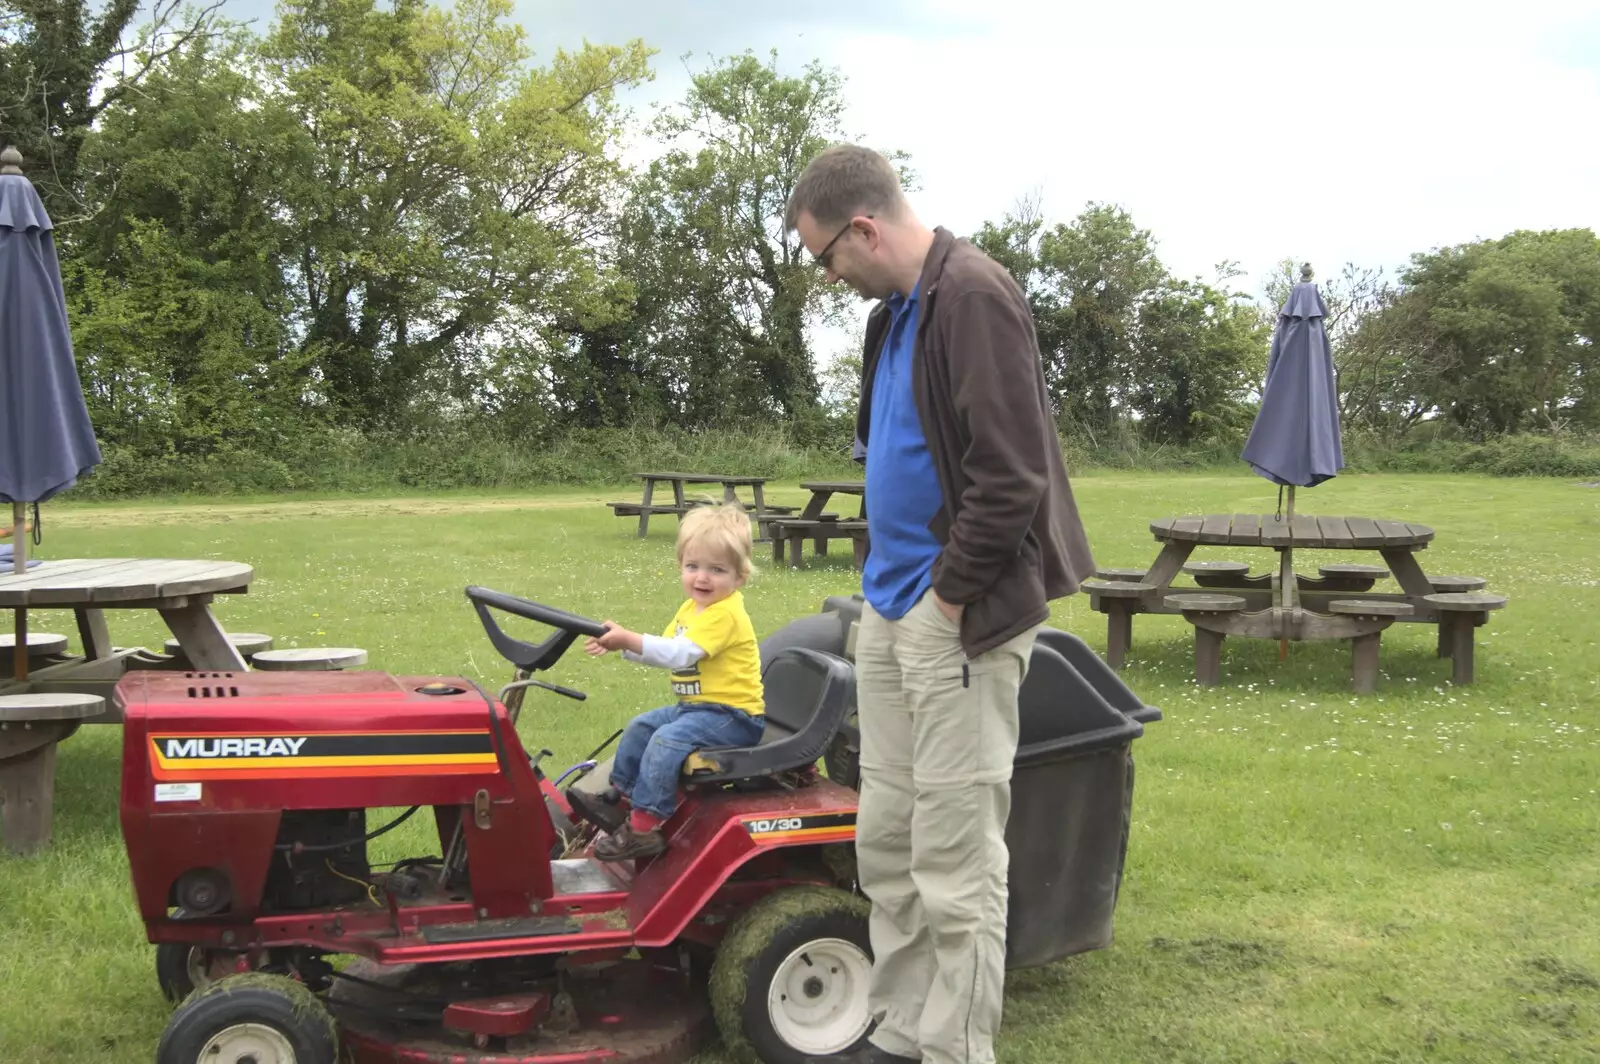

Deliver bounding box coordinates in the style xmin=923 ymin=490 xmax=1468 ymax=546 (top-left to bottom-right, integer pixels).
xmin=11 ymin=501 xmax=27 ymax=681
xmin=1279 ymin=486 xmax=1295 ymax=660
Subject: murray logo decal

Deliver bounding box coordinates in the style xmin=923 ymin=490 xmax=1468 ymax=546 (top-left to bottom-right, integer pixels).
xmin=161 ymin=736 xmax=308 ymax=759
xmin=149 ymin=730 xmax=501 ymax=780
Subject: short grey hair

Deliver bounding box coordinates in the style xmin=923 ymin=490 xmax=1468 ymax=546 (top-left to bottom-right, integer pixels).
xmin=785 ymin=144 xmax=907 ymax=231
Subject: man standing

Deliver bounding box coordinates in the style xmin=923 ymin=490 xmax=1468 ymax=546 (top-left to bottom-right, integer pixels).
xmin=786 ymin=145 xmax=1096 ymax=1064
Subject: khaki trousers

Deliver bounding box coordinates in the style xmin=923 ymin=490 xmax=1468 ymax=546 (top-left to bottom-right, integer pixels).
xmin=855 ymin=591 xmax=1037 ymax=1064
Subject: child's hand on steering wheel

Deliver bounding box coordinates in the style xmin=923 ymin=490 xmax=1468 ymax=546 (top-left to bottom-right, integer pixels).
xmin=585 ymin=621 xmax=637 ymax=656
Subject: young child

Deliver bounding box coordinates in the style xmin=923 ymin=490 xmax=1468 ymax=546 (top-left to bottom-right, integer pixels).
xmin=581 ymin=502 xmax=765 ymax=861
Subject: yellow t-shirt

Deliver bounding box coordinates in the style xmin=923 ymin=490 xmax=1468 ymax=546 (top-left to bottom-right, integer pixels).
xmin=664 ymin=592 xmax=764 ymax=715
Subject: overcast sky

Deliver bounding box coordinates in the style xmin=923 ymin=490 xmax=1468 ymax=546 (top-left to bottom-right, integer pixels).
xmin=218 ymin=0 xmax=1600 ymax=342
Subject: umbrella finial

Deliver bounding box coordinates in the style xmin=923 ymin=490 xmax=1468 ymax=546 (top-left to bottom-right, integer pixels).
xmin=1299 ymin=262 xmax=1313 ymax=282
xmin=0 ymin=146 xmax=22 ymax=175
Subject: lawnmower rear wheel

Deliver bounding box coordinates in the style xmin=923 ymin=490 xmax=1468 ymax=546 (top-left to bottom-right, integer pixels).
xmin=709 ymin=885 xmax=873 ymax=1064
xmin=155 ymin=972 xmax=338 ymax=1064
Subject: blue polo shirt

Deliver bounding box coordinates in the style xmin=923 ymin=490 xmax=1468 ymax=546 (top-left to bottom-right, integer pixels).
xmin=862 ymin=285 xmax=944 ymax=621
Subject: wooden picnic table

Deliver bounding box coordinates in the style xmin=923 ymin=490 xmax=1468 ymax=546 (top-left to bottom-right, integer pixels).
xmin=771 ymin=481 xmax=869 ymax=569
xmin=1083 ymin=514 xmax=1506 ymax=689
xmin=797 ymin=480 xmax=866 ymax=520
xmin=1145 ymin=513 xmax=1437 ymax=596
xmin=608 ymin=472 xmax=784 ymax=539
xmin=0 ymin=558 xmax=254 ymax=717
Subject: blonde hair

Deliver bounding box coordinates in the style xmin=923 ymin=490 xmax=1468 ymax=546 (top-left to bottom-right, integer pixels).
xmin=677 ymin=502 xmax=755 ymax=580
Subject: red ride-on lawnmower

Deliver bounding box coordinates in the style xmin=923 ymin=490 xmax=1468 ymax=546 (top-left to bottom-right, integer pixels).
xmin=118 ymin=586 xmax=1158 ymax=1064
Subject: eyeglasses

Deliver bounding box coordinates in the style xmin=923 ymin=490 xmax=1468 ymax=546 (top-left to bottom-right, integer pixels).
xmin=813 ymin=215 xmax=872 ymax=270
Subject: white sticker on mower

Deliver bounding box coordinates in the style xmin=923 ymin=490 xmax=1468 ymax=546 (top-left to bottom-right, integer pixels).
xmin=742 ymin=812 xmax=855 ymax=837
xmin=154 ymin=782 xmax=202 ymax=803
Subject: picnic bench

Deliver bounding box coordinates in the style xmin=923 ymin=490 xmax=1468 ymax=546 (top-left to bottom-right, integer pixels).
xmin=607 ymin=472 xmax=792 ymax=540
xmin=1 ymin=691 xmax=103 ymax=853
xmin=770 ymin=481 xmax=870 ymax=570
xmin=1084 ymin=514 xmax=1508 ymax=689
xmin=1 ymin=631 xmax=71 ymax=664
xmin=253 ymin=647 xmax=369 ymax=671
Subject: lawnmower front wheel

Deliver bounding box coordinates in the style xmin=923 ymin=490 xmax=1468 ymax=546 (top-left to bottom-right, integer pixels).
xmin=155 ymin=940 xmax=226 ymax=1003
xmin=156 ymin=906 xmax=263 ymax=1003
xmin=155 ymin=972 xmax=338 ymax=1064
xmin=710 ymin=885 xmax=874 ymax=1064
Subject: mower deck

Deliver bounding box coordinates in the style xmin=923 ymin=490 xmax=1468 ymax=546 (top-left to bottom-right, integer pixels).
xmin=331 ymin=956 xmax=711 ymax=1064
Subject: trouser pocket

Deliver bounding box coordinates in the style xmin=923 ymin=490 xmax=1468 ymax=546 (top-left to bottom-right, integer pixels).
xmin=897 ymin=593 xmax=1027 ymax=787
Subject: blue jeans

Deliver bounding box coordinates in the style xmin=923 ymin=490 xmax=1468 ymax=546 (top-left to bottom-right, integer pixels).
xmin=610 ymin=702 xmax=765 ymax=819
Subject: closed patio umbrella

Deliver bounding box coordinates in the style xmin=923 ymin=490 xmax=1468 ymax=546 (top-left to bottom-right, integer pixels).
xmin=1 ymin=146 xmax=102 ymax=679
xmin=1240 ymin=264 xmax=1343 ymax=628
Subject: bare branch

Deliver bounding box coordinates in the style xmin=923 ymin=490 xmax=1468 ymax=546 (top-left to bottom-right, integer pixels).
xmin=93 ymin=0 xmax=228 ymax=119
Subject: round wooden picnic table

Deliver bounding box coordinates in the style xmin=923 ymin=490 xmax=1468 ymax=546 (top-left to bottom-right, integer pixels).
xmin=0 ymin=559 xmax=256 ymax=699
xmin=1149 ymin=513 xmax=1434 ymax=549
xmin=1084 ymin=512 xmax=1494 ymax=685
xmin=1145 ymin=512 xmax=1442 ymax=605
xmin=1144 ymin=513 xmax=1439 ymax=603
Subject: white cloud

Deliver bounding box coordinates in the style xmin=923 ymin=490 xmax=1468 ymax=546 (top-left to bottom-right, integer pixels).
xmin=820 ymin=0 xmax=1600 ymax=287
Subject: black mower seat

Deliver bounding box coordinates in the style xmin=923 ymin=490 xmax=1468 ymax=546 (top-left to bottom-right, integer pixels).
xmin=682 ymin=647 xmax=854 ymax=783
xmin=757 ymin=609 xmax=850 ymax=670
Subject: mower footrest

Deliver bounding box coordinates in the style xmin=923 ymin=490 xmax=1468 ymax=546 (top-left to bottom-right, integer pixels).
xmin=420 ymin=914 xmax=580 ymax=944
xmin=551 ymin=857 xmax=629 ymax=896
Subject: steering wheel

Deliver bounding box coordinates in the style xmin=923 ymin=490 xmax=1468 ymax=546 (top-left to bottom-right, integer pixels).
xmin=464 ymin=586 xmax=607 ymax=678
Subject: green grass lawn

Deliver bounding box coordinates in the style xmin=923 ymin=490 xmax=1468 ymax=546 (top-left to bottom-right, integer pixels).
xmin=2 ymin=473 xmax=1597 ymax=1062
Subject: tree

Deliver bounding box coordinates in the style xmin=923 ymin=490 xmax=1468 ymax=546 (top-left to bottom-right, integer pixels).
xmin=1260 ymin=259 xmax=1388 ymax=348
xmin=1401 ymin=229 xmax=1600 ymax=435
xmin=1334 ymin=229 xmax=1600 ymax=438
xmin=258 ymin=0 xmax=651 ymax=427
xmin=1336 ymin=284 xmax=1437 ymax=440
xmin=975 ymin=199 xmax=1261 ymax=442
xmin=817 ymin=346 xmax=863 ymax=423
xmin=554 ymin=146 xmax=767 ymax=429
xmin=0 ymin=0 xmax=224 ymax=221
xmin=1036 ymin=204 xmax=1169 ymax=435
xmin=617 ymin=51 xmax=853 ymax=423
xmin=62 ymin=28 xmax=311 ymax=456
xmin=57 ymin=0 xmax=654 ymax=457
xmin=557 ymin=49 xmax=908 ymax=431
xmin=1130 ymin=278 xmax=1264 ymax=443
